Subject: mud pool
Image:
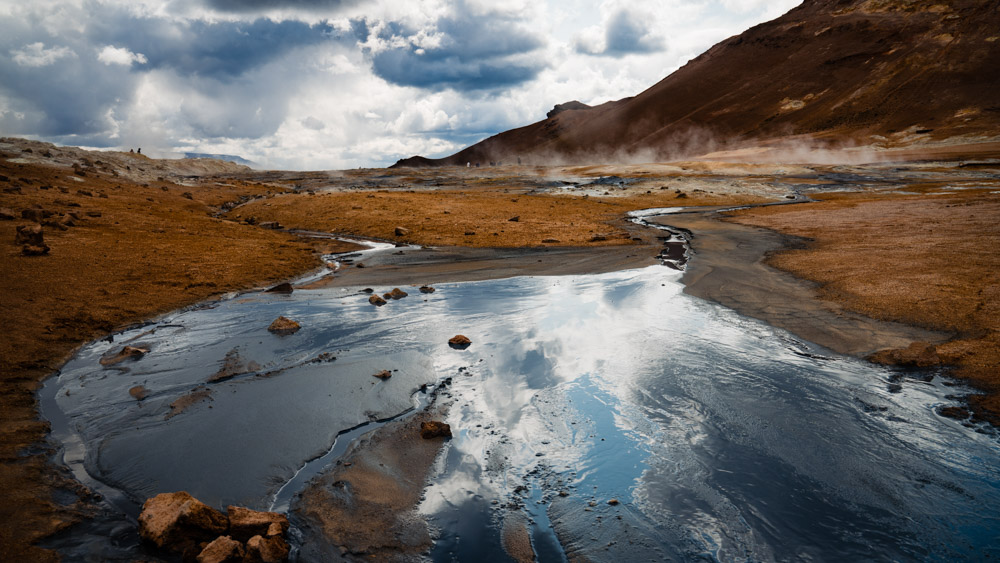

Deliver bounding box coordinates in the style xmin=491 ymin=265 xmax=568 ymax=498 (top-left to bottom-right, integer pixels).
xmin=43 ymin=260 xmax=1000 ymax=561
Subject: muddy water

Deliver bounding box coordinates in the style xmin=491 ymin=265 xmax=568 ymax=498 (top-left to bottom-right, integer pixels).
xmin=43 ymin=262 xmax=1000 ymax=561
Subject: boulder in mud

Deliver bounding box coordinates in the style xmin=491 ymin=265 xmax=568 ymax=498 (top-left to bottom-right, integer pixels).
xmin=389 ymin=288 xmax=408 ymax=299
xmin=394 ymin=226 xmax=410 ymax=236
xmin=868 ymin=342 xmax=941 ymax=368
xmin=15 ymin=223 xmax=44 ymax=246
xmin=448 ymin=335 xmax=472 ymax=349
xmin=369 ymin=294 xmax=387 ymax=306
xmin=420 ymin=420 xmax=452 ymax=439
xmin=138 ymin=491 xmax=228 ymax=554
xmin=373 ymin=370 xmax=392 ymax=380
xmin=196 ymin=535 xmax=244 ymax=563
xmin=129 ymin=385 xmax=149 ymax=400
xmin=100 ymin=345 xmax=149 ymax=366
xmin=267 ymin=316 xmax=300 ymax=335
xmin=244 ymin=534 xmax=290 ymax=563
xmin=419 ymin=285 xmax=435 ymax=293
xmin=226 ymin=506 xmax=289 ymax=542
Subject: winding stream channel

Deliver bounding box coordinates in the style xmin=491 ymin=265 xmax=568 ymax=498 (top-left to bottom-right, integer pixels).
xmin=40 ymin=209 xmax=1000 ymax=562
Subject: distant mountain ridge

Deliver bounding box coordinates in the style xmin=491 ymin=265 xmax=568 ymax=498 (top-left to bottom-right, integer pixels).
xmin=393 ymin=0 xmax=1000 ymax=167
xmin=184 ymin=153 xmax=256 ymax=167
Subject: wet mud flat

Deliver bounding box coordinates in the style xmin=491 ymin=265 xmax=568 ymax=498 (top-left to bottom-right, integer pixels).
xmin=40 ymin=251 xmax=1000 ymax=562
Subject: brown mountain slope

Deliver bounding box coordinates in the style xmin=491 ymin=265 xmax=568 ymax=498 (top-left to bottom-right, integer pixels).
xmin=396 ymin=0 xmax=1000 ymax=167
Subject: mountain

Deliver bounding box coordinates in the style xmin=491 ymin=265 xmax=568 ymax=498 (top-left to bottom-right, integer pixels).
xmin=184 ymin=153 xmax=257 ymax=167
xmin=393 ymin=0 xmax=1000 ymax=167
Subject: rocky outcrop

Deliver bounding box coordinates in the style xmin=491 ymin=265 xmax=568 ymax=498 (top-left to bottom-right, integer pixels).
xmin=138 ymin=491 xmax=229 ymax=557
xmin=419 ymin=420 xmax=452 ymax=439
xmin=138 ymin=493 xmax=291 ymax=562
xmin=267 ymin=316 xmax=300 ymax=335
xmin=394 ymin=226 xmax=410 ymax=236
xmin=868 ymin=342 xmax=941 ymax=368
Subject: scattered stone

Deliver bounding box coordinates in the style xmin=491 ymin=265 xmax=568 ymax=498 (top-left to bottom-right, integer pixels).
xmin=258 ymin=221 xmax=281 ymax=229
xmin=373 ymin=370 xmax=392 ymax=379
xmin=355 ymin=262 xmax=365 ymax=268
xmin=42 ymin=218 xmax=68 ymax=231
xmin=76 ymin=189 xmax=93 ymax=197
xmin=448 ymin=335 xmax=472 ymax=349
xmin=394 ymin=226 xmax=410 ymax=236
xmin=361 ymin=288 xmax=374 ymax=293
xmin=369 ymin=294 xmax=387 ymax=306
xmin=20 ymin=208 xmax=46 ymax=222
xmin=420 ymin=420 xmax=452 ymax=439
xmin=868 ymin=342 xmax=941 ymax=368
xmin=0 ymin=208 xmax=14 ymax=220
xmin=383 ymin=293 xmax=393 ymax=300
xmin=100 ymin=345 xmax=149 ymax=366
xmin=508 ymin=216 xmax=520 ymax=222
xmin=227 ymin=506 xmax=289 ymax=542
xmin=419 ymin=285 xmax=435 ymax=293
xmin=389 ymin=288 xmax=408 ymax=299
xmin=590 ymin=234 xmax=607 ymax=242
xmin=267 ymin=316 xmax=300 ymax=335
xmin=182 ymin=192 xmax=194 ymax=200
xmin=137 ymin=491 xmax=228 ymax=555
xmin=197 ymin=535 xmax=244 ymax=563
xmin=542 ymin=238 xmax=560 ymax=243
xmin=607 ymin=499 xmax=620 ymax=505
xmin=265 ymin=282 xmax=293 ymax=294
xmin=676 ymin=192 xmax=688 ymax=199
xmin=22 ymin=244 xmax=49 ymax=256
xmin=129 ymin=386 xmax=149 ymax=400
xmin=2 ymin=186 xmax=22 ymax=195
xmin=245 ymin=534 xmax=290 ymax=563
xmin=464 ymin=231 xmax=476 ymax=236
xmin=558 ymin=491 xmax=570 ymax=497
xmin=85 ymin=211 xmax=102 ymax=218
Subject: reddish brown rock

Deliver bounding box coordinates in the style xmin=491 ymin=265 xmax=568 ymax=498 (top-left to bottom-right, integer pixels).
xmin=369 ymin=294 xmax=387 ymax=306
xmin=420 ymin=420 xmax=452 ymax=439
xmin=138 ymin=492 xmax=228 ymax=554
xmin=15 ymin=223 xmax=44 ymax=246
xmin=394 ymin=226 xmax=410 ymax=236
xmin=196 ymin=535 xmax=244 ymax=563
xmin=868 ymin=342 xmax=941 ymax=368
xmin=0 ymin=207 xmax=14 ymax=220
xmin=448 ymin=335 xmax=472 ymax=349
xmin=419 ymin=285 xmax=435 ymax=293
xmin=267 ymin=316 xmax=300 ymax=335
xmin=389 ymin=288 xmax=408 ymax=299
xmin=244 ymin=534 xmax=290 ymax=563
xmin=129 ymin=385 xmax=149 ymax=400
xmin=100 ymin=345 xmax=149 ymax=366
xmin=373 ymin=370 xmax=392 ymax=380
xmin=21 ymin=244 xmax=50 ymax=256
xmin=226 ymin=506 xmax=289 ymax=543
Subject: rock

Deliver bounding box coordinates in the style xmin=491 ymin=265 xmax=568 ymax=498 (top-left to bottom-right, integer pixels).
xmin=196 ymin=535 xmax=244 ymax=563
xmin=607 ymin=499 xmax=620 ymax=505
xmin=244 ymin=534 xmax=290 ymax=563
xmin=590 ymin=234 xmax=607 ymax=242
xmin=419 ymin=285 xmax=435 ymax=293
xmin=16 ymin=224 xmax=44 ymax=247
xmin=369 ymin=294 xmax=387 ymax=306
xmin=265 ymin=522 xmax=283 ymax=538
xmin=76 ymin=189 xmax=93 ymax=197
xmin=20 ymin=208 xmax=45 ymax=222
xmin=389 ymin=288 xmax=408 ymax=299
xmin=868 ymin=342 xmax=941 ymax=368
xmin=464 ymin=231 xmax=476 ymax=236
xmin=137 ymin=491 xmax=228 ymax=554
xmin=420 ymin=421 xmax=452 ymax=439
xmin=85 ymin=211 xmax=102 ymax=218
xmin=267 ymin=316 xmax=300 ymax=335
xmin=227 ymin=506 xmax=289 ymax=543
xmin=448 ymin=335 xmax=472 ymax=349
xmin=129 ymin=385 xmax=149 ymax=400
xmin=542 ymin=238 xmax=560 ymax=243
xmin=508 ymin=216 xmax=520 ymax=222
xmin=42 ymin=219 xmax=68 ymax=231
xmin=373 ymin=370 xmax=392 ymax=379
xmin=22 ymin=244 xmax=50 ymax=256
xmin=265 ymin=282 xmax=293 ymax=294
xmin=355 ymin=262 xmax=365 ymax=268
xmin=0 ymin=208 xmax=14 ymax=220
xmin=394 ymin=226 xmax=410 ymax=236
xmin=2 ymin=186 xmax=22 ymax=194
xmin=99 ymin=345 xmax=149 ymax=366
xmin=182 ymin=192 xmax=194 ymax=200
xmin=383 ymin=293 xmax=393 ymax=300
xmin=361 ymin=288 xmax=374 ymax=293
xmin=258 ymin=221 xmax=281 ymax=229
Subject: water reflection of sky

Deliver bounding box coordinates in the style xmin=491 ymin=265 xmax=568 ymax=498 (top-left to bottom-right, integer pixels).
xmin=46 ymin=266 xmax=1000 ymax=561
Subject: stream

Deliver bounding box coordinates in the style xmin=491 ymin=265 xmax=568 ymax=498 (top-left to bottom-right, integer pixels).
xmin=40 ymin=214 xmax=1000 ymax=562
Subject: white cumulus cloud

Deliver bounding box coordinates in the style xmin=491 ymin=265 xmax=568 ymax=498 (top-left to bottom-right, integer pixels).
xmin=97 ymin=45 xmax=148 ymax=66
xmin=11 ymin=42 xmax=75 ymax=67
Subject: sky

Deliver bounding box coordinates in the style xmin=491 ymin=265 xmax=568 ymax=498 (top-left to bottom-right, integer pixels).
xmin=0 ymin=0 xmax=801 ymax=169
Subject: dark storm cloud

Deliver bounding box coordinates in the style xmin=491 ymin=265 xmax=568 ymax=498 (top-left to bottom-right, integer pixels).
xmin=577 ymin=9 xmax=665 ymax=57
xmin=364 ymin=9 xmax=547 ymax=92
xmin=204 ymin=0 xmax=361 ymax=13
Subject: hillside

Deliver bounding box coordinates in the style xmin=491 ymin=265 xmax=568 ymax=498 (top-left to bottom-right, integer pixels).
xmin=395 ymin=0 xmax=1000 ymax=166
